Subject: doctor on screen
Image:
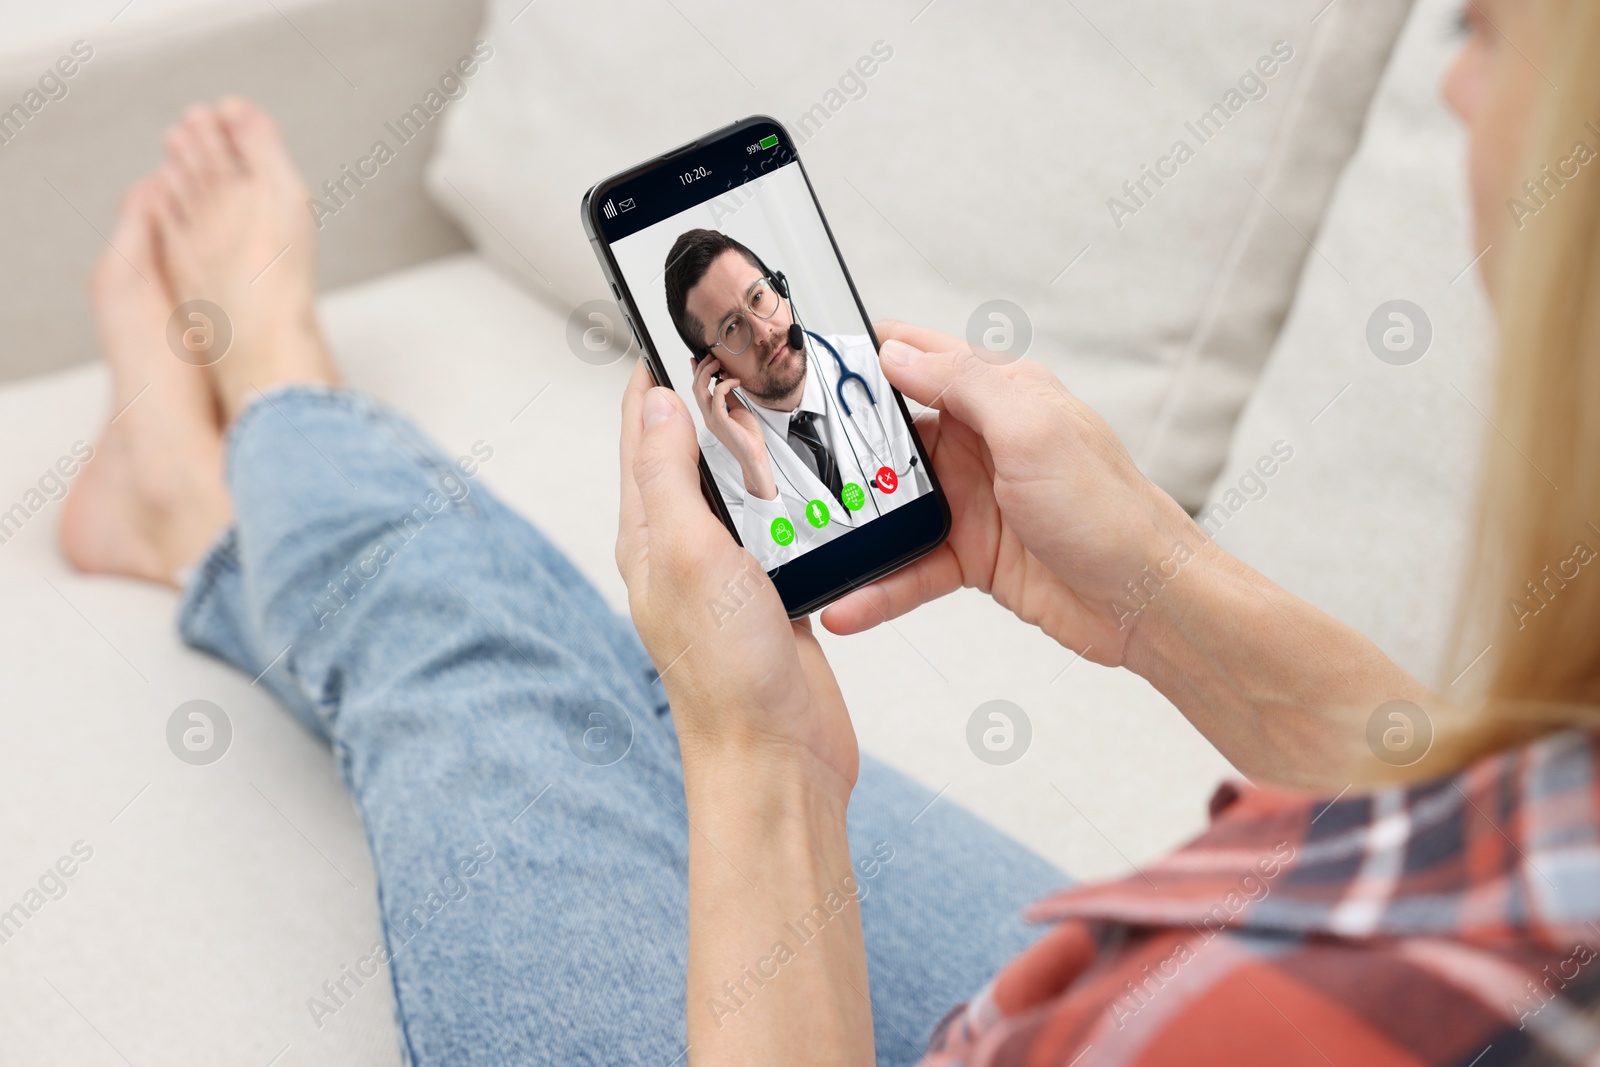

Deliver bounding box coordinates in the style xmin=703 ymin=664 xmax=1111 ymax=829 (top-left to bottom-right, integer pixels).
xmin=664 ymin=229 xmax=930 ymax=571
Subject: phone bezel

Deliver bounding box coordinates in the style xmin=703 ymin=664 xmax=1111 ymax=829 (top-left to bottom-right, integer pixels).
xmin=581 ymin=115 xmax=951 ymax=619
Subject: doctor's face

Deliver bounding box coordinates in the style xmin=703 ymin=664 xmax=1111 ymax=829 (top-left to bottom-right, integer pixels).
xmin=686 ymin=250 xmax=807 ymax=405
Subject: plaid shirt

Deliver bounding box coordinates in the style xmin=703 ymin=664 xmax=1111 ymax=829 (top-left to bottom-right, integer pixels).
xmin=926 ymin=729 xmax=1600 ymax=1066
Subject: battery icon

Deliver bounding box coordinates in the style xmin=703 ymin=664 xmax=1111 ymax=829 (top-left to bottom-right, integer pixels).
xmin=758 ymin=134 xmax=778 ymax=150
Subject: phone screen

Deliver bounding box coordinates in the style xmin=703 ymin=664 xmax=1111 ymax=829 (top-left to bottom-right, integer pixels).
xmin=587 ymin=118 xmax=945 ymax=611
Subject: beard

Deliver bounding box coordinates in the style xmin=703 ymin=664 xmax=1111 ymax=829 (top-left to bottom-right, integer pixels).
xmin=741 ymin=334 xmax=808 ymax=404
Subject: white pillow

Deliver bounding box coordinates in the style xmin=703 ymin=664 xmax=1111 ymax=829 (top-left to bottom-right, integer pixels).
xmin=428 ymin=0 xmax=1413 ymax=508
xmin=1205 ymin=0 xmax=1496 ymax=686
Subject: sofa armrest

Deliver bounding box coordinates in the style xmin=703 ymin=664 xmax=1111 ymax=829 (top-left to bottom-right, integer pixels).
xmin=0 ymin=0 xmax=484 ymax=383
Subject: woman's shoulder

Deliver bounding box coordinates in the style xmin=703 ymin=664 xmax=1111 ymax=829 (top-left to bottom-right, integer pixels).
xmin=927 ymin=729 xmax=1600 ymax=1066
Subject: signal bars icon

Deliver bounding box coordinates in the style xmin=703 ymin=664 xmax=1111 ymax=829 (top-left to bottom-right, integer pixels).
xmin=603 ymin=198 xmax=617 ymax=219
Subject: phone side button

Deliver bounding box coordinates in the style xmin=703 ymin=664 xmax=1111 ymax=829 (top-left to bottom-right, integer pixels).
xmin=621 ymin=312 xmax=643 ymax=350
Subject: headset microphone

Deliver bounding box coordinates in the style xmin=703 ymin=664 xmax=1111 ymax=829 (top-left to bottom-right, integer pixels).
xmin=787 ymin=322 xmax=804 ymax=351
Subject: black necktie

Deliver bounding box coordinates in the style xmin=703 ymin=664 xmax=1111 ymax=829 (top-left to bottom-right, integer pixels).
xmin=787 ymin=410 xmax=844 ymax=505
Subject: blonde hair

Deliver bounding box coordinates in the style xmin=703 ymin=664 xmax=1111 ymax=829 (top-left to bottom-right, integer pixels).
xmin=1455 ymin=0 xmax=1600 ymax=745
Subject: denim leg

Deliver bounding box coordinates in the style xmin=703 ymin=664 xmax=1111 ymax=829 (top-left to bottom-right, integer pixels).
xmin=177 ymin=386 xmax=1066 ymax=1066
xmin=844 ymin=765 xmax=1068 ymax=1065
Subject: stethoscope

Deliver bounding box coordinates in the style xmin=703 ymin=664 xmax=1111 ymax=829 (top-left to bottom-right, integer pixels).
xmin=735 ymin=324 xmax=920 ymax=529
xmin=807 ymin=329 xmax=903 ymax=480
xmin=770 ymin=260 xmax=916 ymax=475
xmin=728 ymin=334 xmax=876 ymax=530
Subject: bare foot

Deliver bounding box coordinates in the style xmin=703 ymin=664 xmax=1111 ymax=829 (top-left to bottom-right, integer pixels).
xmin=151 ymin=98 xmax=339 ymax=421
xmin=61 ymin=179 xmax=235 ymax=585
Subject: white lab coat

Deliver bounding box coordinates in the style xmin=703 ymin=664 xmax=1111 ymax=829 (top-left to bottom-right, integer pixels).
xmin=699 ymin=331 xmax=931 ymax=571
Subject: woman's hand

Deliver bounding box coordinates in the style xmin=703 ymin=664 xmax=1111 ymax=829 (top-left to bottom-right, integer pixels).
xmin=619 ymin=359 xmax=856 ymax=789
xmin=618 ymin=361 xmax=874 ymax=1065
xmin=689 ymin=354 xmax=778 ymax=500
xmin=821 ymin=321 xmax=1434 ymax=790
xmin=821 ymin=320 xmax=1196 ymax=669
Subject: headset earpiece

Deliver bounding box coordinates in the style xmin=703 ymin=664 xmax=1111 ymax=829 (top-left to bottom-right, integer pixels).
xmin=749 ymin=250 xmax=790 ymax=299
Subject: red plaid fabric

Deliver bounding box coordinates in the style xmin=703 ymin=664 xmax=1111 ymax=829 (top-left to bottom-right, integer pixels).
xmin=926 ymin=729 xmax=1600 ymax=1066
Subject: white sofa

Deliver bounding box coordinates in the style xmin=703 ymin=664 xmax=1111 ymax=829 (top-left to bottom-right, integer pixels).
xmin=0 ymin=0 xmax=1491 ymax=1062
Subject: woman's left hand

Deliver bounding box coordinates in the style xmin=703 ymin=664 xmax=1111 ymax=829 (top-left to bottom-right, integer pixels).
xmin=620 ymin=362 xmax=874 ymax=1065
xmin=616 ymin=360 xmax=858 ymax=793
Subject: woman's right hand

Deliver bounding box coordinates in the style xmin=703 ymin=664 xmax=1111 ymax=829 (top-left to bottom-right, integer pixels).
xmin=689 ymin=355 xmax=777 ymax=500
xmin=820 ymin=320 xmax=1199 ymax=670
xmin=824 ymin=320 xmax=1438 ymax=790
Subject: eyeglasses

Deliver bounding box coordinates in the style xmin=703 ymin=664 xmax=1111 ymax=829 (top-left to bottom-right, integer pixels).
xmin=708 ymin=277 xmax=782 ymax=356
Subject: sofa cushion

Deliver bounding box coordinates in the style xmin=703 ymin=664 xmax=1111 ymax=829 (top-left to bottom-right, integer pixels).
xmin=1204 ymin=0 xmax=1496 ymax=686
xmin=427 ymin=0 xmax=1413 ymax=508
xmin=0 ymin=0 xmax=484 ymax=385
xmin=0 ymin=252 xmax=1230 ymax=1065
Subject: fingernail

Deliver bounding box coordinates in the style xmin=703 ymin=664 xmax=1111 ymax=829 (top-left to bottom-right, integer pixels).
xmin=882 ymin=340 xmax=921 ymax=367
xmin=643 ymin=389 xmax=674 ymax=428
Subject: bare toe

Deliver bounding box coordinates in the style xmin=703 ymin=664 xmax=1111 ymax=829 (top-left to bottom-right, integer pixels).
xmin=170 ymin=109 xmax=215 ymax=183
xmin=156 ymin=96 xmax=336 ymax=421
xmin=158 ymin=151 xmax=200 ymax=218
xmin=91 ymin=182 xmax=158 ymax=302
xmin=183 ymin=104 xmax=242 ymax=180
xmin=219 ymin=96 xmax=303 ymax=193
xmin=91 ymin=180 xmax=166 ymax=393
xmin=149 ymin=170 xmax=185 ymax=232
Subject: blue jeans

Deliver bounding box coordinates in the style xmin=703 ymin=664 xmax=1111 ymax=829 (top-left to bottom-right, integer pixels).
xmin=177 ymin=387 xmax=1066 ymax=1066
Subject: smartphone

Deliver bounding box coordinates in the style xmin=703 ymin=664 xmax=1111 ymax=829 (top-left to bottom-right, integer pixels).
xmin=582 ymin=115 xmax=950 ymax=618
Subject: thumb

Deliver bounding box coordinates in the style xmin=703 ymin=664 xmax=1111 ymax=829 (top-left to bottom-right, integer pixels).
xmin=633 ymin=386 xmax=714 ymax=531
xmin=879 ymin=338 xmax=1016 ymax=437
